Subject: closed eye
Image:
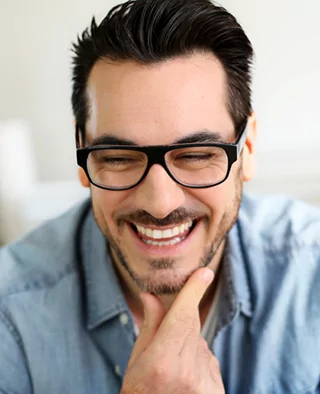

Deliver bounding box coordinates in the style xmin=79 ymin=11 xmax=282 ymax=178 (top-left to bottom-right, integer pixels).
xmin=102 ymin=157 xmax=136 ymax=164
xmin=175 ymin=153 xmax=216 ymax=161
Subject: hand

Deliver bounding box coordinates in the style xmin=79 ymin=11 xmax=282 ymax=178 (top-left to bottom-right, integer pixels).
xmin=120 ymin=268 xmax=225 ymax=394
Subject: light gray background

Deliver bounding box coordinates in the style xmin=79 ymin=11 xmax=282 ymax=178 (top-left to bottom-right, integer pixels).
xmin=1 ymin=0 xmax=320 ymax=180
xmin=0 ymin=0 xmax=319 ymax=242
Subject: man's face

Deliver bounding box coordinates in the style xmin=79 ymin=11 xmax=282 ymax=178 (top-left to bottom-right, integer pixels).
xmin=81 ymin=52 xmax=252 ymax=295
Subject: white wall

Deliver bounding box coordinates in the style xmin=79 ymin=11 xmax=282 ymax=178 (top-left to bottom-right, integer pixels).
xmin=222 ymin=0 xmax=320 ymax=151
xmin=1 ymin=0 xmax=319 ymax=182
xmin=0 ymin=0 xmax=119 ymax=181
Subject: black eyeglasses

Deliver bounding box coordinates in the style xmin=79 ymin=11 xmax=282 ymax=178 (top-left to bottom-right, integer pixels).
xmin=76 ymin=123 xmax=248 ymax=191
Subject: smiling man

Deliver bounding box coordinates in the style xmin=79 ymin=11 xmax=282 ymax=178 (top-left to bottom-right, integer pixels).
xmin=0 ymin=0 xmax=320 ymax=393
xmin=78 ymin=53 xmax=248 ymax=304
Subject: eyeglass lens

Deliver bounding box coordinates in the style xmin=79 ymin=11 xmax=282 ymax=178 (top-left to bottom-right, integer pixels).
xmin=87 ymin=147 xmax=229 ymax=189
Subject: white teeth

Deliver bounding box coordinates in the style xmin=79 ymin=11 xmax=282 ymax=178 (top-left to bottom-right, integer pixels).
xmin=172 ymin=227 xmax=180 ymax=236
xmin=153 ymin=230 xmax=162 ymax=239
xmin=162 ymin=229 xmax=173 ymax=238
xmin=135 ymin=221 xmax=194 ymax=241
xmin=144 ymin=236 xmax=186 ymax=246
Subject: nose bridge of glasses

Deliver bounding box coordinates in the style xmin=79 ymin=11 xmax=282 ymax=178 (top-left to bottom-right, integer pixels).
xmin=143 ymin=145 xmax=171 ymax=176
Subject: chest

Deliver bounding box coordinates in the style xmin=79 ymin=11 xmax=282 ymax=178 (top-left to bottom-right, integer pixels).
xmin=214 ymin=317 xmax=320 ymax=394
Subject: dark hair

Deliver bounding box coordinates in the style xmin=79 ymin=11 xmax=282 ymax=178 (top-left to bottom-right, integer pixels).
xmin=71 ymin=0 xmax=254 ymax=146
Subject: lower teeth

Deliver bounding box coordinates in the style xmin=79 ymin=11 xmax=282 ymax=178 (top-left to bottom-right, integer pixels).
xmin=142 ymin=235 xmax=187 ymax=246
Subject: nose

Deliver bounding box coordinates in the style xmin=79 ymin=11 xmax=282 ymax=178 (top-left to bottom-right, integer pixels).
xmin=134 ymin=164 xmax=186 ymax=219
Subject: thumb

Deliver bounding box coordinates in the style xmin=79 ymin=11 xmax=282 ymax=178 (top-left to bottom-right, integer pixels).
xmin=128 ymin=292 xmax=166 ymax=368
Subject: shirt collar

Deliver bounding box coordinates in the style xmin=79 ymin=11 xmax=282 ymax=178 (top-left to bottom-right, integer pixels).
xmin=225 ymin=219 xmax=253 ymax=318
xmin=80 ymin=206 xmax=128 ymax=330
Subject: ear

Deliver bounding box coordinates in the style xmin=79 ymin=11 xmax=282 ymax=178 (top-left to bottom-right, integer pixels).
xmin=78 ymin=168 xmax=90 ymax=188
xmin=242 ymin=112 xmax=257 ymax=182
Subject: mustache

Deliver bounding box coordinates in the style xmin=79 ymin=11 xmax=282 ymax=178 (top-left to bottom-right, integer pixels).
xmin=115 ymin=207 xmax=202 ymax=227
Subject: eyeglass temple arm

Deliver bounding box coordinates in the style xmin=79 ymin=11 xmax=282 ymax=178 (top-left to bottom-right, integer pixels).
xmin=75 ymin=123 xmax=86 ymax=149
xmin=237 ymin=123 xmax=248 ymax=156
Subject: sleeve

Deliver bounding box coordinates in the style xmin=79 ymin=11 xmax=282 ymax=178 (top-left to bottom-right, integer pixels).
xmin=0 ymin=306 xmax=32 ymax=394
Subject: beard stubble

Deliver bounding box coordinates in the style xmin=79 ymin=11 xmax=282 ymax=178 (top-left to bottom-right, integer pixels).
xmin=92 ymin=169 xmax=243 ymax=296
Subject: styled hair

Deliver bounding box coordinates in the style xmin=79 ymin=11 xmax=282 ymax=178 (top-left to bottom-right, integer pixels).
xmin=71 ymin=0 xmax=254 ymax=145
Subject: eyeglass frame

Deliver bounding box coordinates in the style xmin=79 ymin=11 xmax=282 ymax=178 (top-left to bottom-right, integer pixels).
xmin=76 ymin=121 xmax=248 ymax=191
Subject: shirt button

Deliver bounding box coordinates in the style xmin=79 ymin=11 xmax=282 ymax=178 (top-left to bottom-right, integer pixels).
xmin=114 ymin=364 xmax=121 ymax=377
xmin=119 ymin=312 xmax=129 ymax=326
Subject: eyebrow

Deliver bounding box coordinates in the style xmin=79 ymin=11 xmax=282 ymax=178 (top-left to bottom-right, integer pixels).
xmin=174 ymin=131 xmax=225 ymax=144
xmin=89 ymin=130 xmax=226 ymax=147
xmin=89 ymin=135 xmax=138 ymax=146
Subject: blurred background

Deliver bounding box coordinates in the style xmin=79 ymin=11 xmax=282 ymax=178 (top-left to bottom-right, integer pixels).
xmin=0 ymin=0 xmax=319 ymax=244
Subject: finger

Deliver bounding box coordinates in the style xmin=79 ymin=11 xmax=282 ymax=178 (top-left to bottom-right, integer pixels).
xmin=178 ymin=328 xmax=200 ymax=359
xmin=171 ymin=267 xmax=214 ymax=315
xmin=154 ymin=268 xmax=214 ymax=347
xmin=196 ymin=336 xmax=210 ymax=359
xmin=195 ymin=337 xmax=211 ymax=378
xmin=209 ymin=354 xmax=224 ymax=387
xmin=128 ymin=292 xmax=166 ymax=368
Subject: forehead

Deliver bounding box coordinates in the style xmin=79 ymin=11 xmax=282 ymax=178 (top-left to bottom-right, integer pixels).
xmin=86 ymin=52 xmax=234 ymax=145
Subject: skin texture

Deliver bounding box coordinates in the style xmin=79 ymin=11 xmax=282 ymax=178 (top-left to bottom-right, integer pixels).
xmin=79 ymin=51 xmax=256 ymax=308
xmin=78 ymin=51 xmax=256 ymax=392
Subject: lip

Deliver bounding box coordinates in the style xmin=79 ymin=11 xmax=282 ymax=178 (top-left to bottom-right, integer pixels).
xmin=126 ymin=219 xmax=203 ymax=257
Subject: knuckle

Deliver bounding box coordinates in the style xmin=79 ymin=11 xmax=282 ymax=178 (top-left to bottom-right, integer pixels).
xmin=180 ymin=372 xmax=197 ymax=390
xmin=149 ymin=359 xmax=171 ymax=383
xmin=198 ymin=336 xmax=209 ymax=350
xmin=211 ymin=355 xmax=221 ymax=370
xmin=210 ymin=356 xmax=224 ymax=388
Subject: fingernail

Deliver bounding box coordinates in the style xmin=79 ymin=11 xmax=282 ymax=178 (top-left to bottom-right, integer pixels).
xmin=202 ymin=268 xmax=214 ymax=283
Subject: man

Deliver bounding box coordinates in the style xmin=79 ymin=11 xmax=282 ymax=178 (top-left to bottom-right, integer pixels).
xmin=0 ymin=0 xmax=319 ymax=392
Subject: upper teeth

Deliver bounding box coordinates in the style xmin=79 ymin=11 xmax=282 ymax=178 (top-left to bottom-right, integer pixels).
xmin=135 ymin=221 xmax=193 ymax=240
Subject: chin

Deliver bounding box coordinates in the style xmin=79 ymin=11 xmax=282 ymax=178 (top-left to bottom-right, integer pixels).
xmin=125 ymin=262 xmax=200 ymax=295
xmin=109 ymin=228 xmax=219 ymax=294
xmin=135 ymin=270 xmax=191 ymax=295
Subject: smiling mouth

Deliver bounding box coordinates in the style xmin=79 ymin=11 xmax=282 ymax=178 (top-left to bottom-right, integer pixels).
xmin=130 ymin=220 xmax=198 ymax=246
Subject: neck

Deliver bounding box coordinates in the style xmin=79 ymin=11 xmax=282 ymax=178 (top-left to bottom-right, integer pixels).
xmin=112 ymin=241 xmax=225 ymax=330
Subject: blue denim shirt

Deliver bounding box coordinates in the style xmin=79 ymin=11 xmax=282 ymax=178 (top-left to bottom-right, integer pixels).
xmin=0 ymin=194 xmax=319 ymax=394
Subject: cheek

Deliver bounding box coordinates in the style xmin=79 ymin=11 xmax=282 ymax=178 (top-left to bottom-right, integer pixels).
xmin=207 ymin=163 xmax=243 ymax=208
xmin=91 ymin=188 xmax=130 ymax=231
xmin=191 ymin=181 xmax=234 ymax=219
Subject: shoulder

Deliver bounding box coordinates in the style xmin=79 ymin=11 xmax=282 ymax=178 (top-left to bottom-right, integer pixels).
xmin=239 ymin=192 xmax=320 ymax=247
xmin=237 ymin=193 xmax=320 ymax=286
xmin=236 ymin=194 xmax=320 ymax=387
xmin=237 ymin=192 xmax=320 ymax=329
xmin=0 ymin=198 xmax=91 ymax=301
xmin=237 ymin=192 xmax=320 ymax=320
